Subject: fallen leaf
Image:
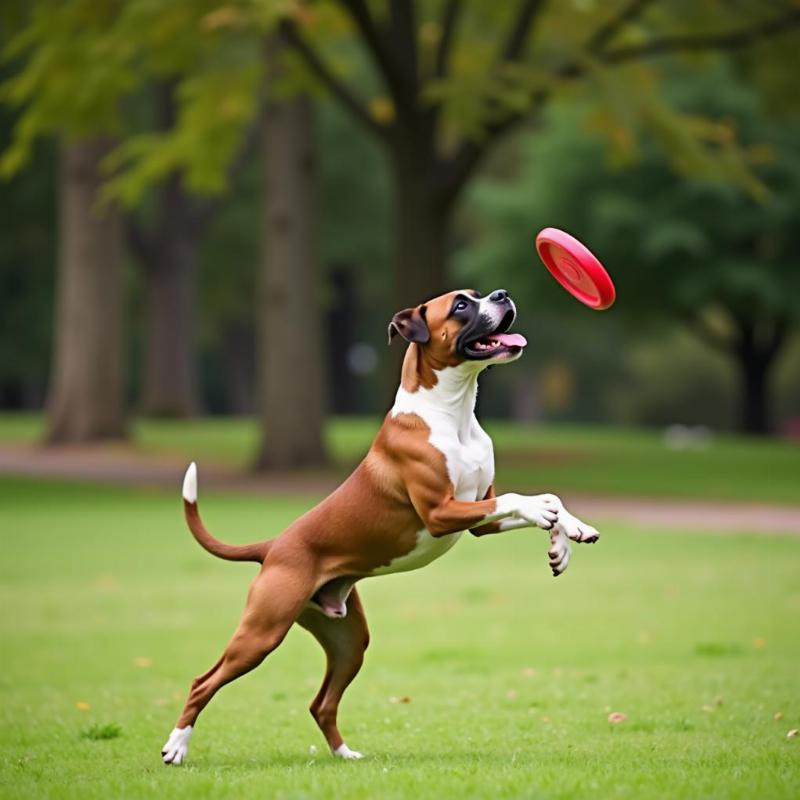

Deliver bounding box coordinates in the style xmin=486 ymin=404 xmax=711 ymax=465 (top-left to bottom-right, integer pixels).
xmin=774 ymin=712 xmax=783 ymax=721
xmin=521 ymin=667 xmax=537 ymax=678
xmin=389 ymin=696 xmax=412 ymax=704
xmin=753 ymin=638 xmax=766 ymax=649
xmin=608 ymin=712 xmax=627 ymax=723
xmin=76 ymin=702 xmax=90 ymax=711
xmin=787 ymin=729 xmax=799 ymax=739
xmin=133 ymin=657 xmax=152 ymax=668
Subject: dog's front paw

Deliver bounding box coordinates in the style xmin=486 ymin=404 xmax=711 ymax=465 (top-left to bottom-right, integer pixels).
xmin=161 ymin=726 xmax=192 ymax=765
xmin=519 ymin=494 xmax=560 ymax=530
xmin=557 ymin=508 xmax=600 ymax=544
xmin=548 ymin=528 xmax=572 ymax=576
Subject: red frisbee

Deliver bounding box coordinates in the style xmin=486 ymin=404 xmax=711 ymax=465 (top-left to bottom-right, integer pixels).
xmin=535 ymin=227 xmax=616 ymax=310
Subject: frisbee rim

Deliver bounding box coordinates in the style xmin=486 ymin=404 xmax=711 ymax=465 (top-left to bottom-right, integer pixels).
xmin=535 ymin=227 xmax=616 ymax=310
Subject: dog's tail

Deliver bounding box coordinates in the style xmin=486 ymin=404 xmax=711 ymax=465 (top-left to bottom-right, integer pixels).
xmin=182 ymin=463 xmax=269 ymax=563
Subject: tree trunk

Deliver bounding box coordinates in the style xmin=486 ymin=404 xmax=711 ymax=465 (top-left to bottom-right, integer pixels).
xmin=391 ymin=149 xmax=449 ymax=310
xmin=46 ymin=139 xmax=127 ymax=442
xmin=253 ymin=33 xmax=327 ymax=470
xmin=140 ymin=208 xmax=199 ymax=417
xmin=222 ymin=322 xmax=256 ymax=415
xmin=737 ymin=348 xmax=773 ymax=435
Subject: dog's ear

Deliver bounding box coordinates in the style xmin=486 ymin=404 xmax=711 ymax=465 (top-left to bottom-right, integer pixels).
xmin=388 ymin=305 xmax=430 ymax=345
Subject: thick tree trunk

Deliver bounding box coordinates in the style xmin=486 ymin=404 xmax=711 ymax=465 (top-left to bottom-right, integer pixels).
xmin=391 ymin=150 xmax=449 ymax=310
xmin=253 ymin=34 xmax=327 ymax=470
xmin=383 ymin=143 xmax=452 ymax=400
xmin=140 ymin=216 xmax=199 ymax=417
xmin=46 ymin=139 xmax=127 ymax=442
xmin=737 ymin=348 xmax=772 ymax=435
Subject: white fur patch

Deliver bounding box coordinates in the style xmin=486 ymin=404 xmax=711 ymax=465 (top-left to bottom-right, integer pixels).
xmin=162 ymin=725 xmax=193 ymax=765
xmin=371 ymin=527 xmax=462 ymax=576
xmin=182 ymin=462 xmax=197 ymax=503
xmin=333 ymin=743 xmax=364 ymax=759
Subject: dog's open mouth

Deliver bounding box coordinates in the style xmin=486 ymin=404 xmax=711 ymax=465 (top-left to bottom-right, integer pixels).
xmin=464 ymin=331 xmax=528 ymax=358
xmin=462 ymin=310 xmax=527 ymax=360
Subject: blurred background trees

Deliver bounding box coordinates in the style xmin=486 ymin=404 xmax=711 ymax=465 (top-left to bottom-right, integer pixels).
xmin=1 ymin=0 xmax=799 ymax=466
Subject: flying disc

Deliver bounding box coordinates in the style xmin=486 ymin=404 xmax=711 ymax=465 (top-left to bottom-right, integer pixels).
xmin=535 ymin=227 xmax=616 ymax=310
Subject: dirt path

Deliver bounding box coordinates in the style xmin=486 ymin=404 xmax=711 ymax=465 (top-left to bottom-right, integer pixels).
xmin=1 ymin=443 xmax=798 ymax=535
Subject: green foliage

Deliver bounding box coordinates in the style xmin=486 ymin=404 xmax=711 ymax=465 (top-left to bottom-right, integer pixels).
xmin=459 ymin=60 xmax=800 ymax=329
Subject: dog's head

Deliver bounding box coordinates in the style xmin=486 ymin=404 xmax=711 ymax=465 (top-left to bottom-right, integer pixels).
xmin=388 ymin=289 xmax=527 ymax=374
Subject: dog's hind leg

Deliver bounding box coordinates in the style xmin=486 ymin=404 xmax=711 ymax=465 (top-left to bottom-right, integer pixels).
xmin=162 ymin=559 xmax=316 ymax=765
xmin=296 ymin=587 xmax=370 ymax=759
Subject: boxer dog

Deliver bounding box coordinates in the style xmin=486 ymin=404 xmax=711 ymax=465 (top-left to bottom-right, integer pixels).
xmin=161 ymin=288 xmax=599 ymax=765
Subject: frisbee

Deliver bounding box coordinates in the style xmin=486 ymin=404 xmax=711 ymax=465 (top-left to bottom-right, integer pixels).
xmin=535 ymin=227 xmax=616 ymax=310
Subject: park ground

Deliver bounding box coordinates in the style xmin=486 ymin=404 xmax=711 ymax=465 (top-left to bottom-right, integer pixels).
xmin=0 ymin=415 xmax=798 ymax=799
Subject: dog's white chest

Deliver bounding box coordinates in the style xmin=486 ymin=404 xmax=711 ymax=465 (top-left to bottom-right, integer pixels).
xmin=379 ymin=384 xmax=496 ymax=578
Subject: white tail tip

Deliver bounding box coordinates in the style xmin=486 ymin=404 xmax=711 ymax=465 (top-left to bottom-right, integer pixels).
xmin=182 ymin=462 xmax=198 ymax=503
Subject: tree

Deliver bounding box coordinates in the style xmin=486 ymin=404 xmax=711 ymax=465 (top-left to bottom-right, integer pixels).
xmin=278 ymin=0 xmax=800 ymax=312
xmin=125 ymin=81 xmax=260 ymax=418
xmin=46 ymin=138 xmax=126 ymax=441
xmin=459 ymin=63 xmax=800 ymax=434
xmin=1 ymin=3 xmax=137 ymax=442
xmin=1 ymin=2 xmax=261 ymax=435
xmin=255 ymin=31 xmax=327 ymax=468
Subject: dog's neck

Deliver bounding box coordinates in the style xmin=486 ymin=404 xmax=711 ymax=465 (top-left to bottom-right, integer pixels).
xmin=391 ymin=345 xmax=484 ymax=437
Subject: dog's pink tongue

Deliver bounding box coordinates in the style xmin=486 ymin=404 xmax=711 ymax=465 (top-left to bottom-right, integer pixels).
xmin=492 ymin=333 xmax=527 ymax=348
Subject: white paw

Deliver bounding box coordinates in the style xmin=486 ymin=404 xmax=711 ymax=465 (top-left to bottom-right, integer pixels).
xmin=161 ymin=726 xmax=192 ymax=765
xmin=557 ymin=508 xmax=600 ymax=544
xmin=519 ymin=494 xmax=560 ymax=530
xmin=548 ymin=528 xmax=572 ymax=577
xmin=333 ymin=743 xmax=364 ymax=760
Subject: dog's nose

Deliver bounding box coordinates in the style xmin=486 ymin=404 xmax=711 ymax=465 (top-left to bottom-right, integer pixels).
xmin=489 ymin=289 xmax=509 ymax=303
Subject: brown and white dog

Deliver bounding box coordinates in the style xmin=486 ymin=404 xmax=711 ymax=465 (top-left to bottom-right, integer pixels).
xmin=161 ymin=288 xmax=599 ymax=765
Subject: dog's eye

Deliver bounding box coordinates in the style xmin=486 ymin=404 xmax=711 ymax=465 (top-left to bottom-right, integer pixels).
xmin=453 ymin=300 xmax=468 ymax=313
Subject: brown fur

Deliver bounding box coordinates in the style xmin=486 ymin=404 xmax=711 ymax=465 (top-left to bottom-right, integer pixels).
xmin=171 ymin=289 xmax=506 ymax=755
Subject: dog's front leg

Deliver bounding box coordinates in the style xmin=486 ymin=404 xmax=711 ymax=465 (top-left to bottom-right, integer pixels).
xmin=469 ymin=489 xmax=599 ymax=576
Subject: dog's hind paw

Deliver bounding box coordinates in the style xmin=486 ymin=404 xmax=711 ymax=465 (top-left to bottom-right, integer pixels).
xmin=161 ymin=726 xmax=192 ymax=765
xmin=333 ymin=743 xmax=364 ymax=760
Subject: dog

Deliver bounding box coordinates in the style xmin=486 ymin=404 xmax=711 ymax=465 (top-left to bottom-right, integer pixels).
xmin=161 ymin=288 xmax=600 ymax=765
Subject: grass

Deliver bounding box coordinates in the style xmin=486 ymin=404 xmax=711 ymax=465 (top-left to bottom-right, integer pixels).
xmin=1 ymin=412 xmax=799 ymax=503
xmin=1 ymin=477 xmax=798 ymax=799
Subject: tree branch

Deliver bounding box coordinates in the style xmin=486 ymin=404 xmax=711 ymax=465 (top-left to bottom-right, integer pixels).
xmin=437 ymin=88 xmax=548 ymax=209
xmin=279 ymin=19 xmax=388 ymax=141
xmin=336 ymin=0 xmax=411 ymax=109
xmin=600 ymin=7 xmax=800 ymax=64
xmin=499 ymin=0 xmax=546 ymax=62
xmin=434 ymin=0 xmax=548 ymax=205
xmin=435 ymin=0 xmax=462 ymax=78
xmin=585 ymin=0 xmax=659 ymax=55
xmin=389 ymin=0 xmax=418 ymax=87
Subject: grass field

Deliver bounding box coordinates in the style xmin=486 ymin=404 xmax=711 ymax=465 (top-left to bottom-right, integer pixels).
xmin=2 ymin=413 xmax=799 ymax=503
xmin=1 ymin=477 xmax=798 ymax=799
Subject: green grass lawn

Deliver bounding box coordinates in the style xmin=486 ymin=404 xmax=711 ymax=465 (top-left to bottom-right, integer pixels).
xmin=1 ymin=478 xmax=798 ymax=799
xmin=1 ymin=413 xmax=799 ymax=503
